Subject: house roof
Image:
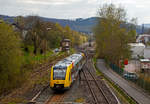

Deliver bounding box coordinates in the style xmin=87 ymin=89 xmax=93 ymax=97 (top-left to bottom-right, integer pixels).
xmin=140 ymin=59 xmax=150 ymax=62
xmin=129 ymin=43 xmax=145 ymax=47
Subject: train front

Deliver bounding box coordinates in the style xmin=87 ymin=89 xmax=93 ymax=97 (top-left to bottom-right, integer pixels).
xmin=50 ymin=65 xmax=69 ymax=90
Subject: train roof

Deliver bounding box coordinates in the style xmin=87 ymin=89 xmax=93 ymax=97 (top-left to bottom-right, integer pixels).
xmin=53 ymin=53 xmax=83 ymax=69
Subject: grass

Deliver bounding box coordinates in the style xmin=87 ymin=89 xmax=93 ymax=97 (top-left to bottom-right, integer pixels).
xmin=92 ymin=57 xmax=137 ymax=104
xmin=23 ymin=50 xmax=54 ymax=65
xmin=4 ymin=97 xmax=27 ymax=104
xmin=23 ymin=47 xmax=76 ymax=66
xmin=35 ymin=73 xmax=50 ymax=85
xmin=70 ymin=48 xmax=76 ymax=54
xmin=136 ymin=73 xmax=150 ymax=93
xmin=8 ymin=103 xmax=16 ymax=104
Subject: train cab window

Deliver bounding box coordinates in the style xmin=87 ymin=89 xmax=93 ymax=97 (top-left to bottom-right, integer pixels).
xmin=53 ymin=67 xmax=67 ymax=80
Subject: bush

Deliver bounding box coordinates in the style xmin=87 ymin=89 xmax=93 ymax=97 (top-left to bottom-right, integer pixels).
xmin=0 ymin=21 xmax=22 ymax=95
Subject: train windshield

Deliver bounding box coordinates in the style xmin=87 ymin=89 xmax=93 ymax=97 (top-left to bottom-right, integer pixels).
xmin=53 ymin=67 xmax=66 ymax=80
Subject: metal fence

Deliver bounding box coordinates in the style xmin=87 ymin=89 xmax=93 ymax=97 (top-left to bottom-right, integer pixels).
xmin=109 ymin=63 xmax=124 ymax=76
xmin=109 ymin=62 xmax=150 ymax=93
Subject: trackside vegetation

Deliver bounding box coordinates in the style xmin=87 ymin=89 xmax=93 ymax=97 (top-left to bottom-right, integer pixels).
xmin=94 ymin=4 xmax=136 ymax=65
xmin=0 ymin=21 xmax=22 ymax=95
xmin=0 ymin=16 xmax=87 ymax=97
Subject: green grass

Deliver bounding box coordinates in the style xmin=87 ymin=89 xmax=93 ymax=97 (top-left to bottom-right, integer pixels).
xmin=8 ymin=102 xmax=16 ymax=104
xmin=23 ymin=50 xmax=54 ymax=65
xmin=32 ymin=51 xmax=53 ymax=61
xmin=92 ymin=57 xmax=137 ymax=104
xmin=36 ymin=73 xmax=49 ymax=85
xmin=70 ymin=48 xmax=76 ymax=54
xmin=23 ymin=47 xmax=76 ymax=65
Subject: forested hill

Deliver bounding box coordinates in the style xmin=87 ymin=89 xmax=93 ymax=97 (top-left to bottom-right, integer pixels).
xmin=0 ymin=15 xmax=98 ymax=34
xmin=41 ymin=17 xmax=98 ymax=34
xmin=0 ymin=14 xmax=149 ymax=34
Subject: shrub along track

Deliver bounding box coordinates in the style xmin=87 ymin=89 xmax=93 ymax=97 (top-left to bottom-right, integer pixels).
xmin=0 ymin=53 xmax=69 ymax=104
xmin=30 ymin=53 xmax=68 ymax=79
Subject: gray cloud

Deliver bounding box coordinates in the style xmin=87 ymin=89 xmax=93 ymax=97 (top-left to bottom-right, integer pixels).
xmin=0 ymin=0 xmax=150 ymax=24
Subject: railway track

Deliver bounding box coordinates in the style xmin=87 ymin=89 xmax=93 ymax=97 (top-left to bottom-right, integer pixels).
xmin=28 ymin=50 xmax=118 ymax=104
xmin=82 ymin=63 xmax=118 ymax=104
xmin=45 ymin=92 xmax=66 ymax=104
xmin=31 ymin=53 xmax=68 ymax=78
xmin=82 ymin=65 xmax=110 ymax=104
xmin=87 ymin=59 xmax=119 ymax=104
xmin=27 ymin=55 xmax=70 ymax=104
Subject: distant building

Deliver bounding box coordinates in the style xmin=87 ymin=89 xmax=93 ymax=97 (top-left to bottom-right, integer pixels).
xmin=129 ymin=43 xmax=145 ymax=59
xmin=144 ymin=48 xmax=150 ymax=59
xmin=12 ymin=23 xmax=28 ymax=39
xmin=61 ymin=39 xmax=70 ymax=52
xmin=136 ymin=34 xmax=150 ymax=44
xmin=140 ymin=59 xmax=150 ymax=72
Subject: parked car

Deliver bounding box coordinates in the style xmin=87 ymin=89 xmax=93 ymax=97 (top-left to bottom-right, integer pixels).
xmin=53 ymin=48 xmax=60 ymax=53
xmin=123 ymin=72 xmax=138 ymax=80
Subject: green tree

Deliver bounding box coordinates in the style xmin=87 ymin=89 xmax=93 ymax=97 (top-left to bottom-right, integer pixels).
xmin=47 ymin=30 xmax=62 ymax=48
xmin=0 ymin=21 xmax=22 ymax=94
xmin=64 ymin=25 xmax=72 ymax=39
xmin=94 ymin=4 xmax=136 ymax=65
xmin=24 ymin=16 xmax=48 ymax=54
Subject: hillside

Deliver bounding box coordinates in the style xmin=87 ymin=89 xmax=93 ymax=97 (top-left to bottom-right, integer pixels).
xmin=144 ymin=24 xmax=150 ymax=28
xmin=0 ymin=14 xmax=149 ymax=34
xmin=0 ymin=15 xmax=98 ymax=34
xmin=41 ymin=17 xmax=98 ymax=34
xmin=0 ymin=15 xmax=15 ymax=23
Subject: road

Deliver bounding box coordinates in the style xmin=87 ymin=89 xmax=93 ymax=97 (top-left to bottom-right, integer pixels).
xmin=97 ymin=59 xmax=150 ymax=104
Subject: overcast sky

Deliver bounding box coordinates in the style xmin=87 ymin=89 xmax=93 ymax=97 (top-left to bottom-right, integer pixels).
xmin=0 ymin=0 xmax=150 ymax=24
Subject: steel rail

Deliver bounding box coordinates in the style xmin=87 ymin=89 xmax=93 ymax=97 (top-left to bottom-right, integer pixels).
xmin=82 ymin=68 xmax=99 ymax=104
xmin=85 ymin=65 xmax=110 ymax=104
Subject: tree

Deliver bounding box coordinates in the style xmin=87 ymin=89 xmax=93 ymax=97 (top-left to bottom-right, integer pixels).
xmin=94 ymin=4 xmax=136 ymax=65
xmin=0 ymin=21 xmax=22 ymax=94
xmin=47 ymin=29 xmax=62 ymax=48
xmin=15 ymin=15 xmax=87 ymax=53
xmin=24 ymin=16 xmax=48 ymax=54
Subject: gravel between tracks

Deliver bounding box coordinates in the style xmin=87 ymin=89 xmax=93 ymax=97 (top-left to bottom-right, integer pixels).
xmin=24 ymin=52 xmax=119 ymax=104
xmin=38 ymin=60 xmax=118 ymax=104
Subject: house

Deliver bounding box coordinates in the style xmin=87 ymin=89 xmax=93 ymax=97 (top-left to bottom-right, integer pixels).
xmin=140 ymin=59 xmax=150 ymax=72
xmin=61 ymin=39 xmax=70 ymax=52
xmin=129 ymin=43 xmax=145 ymax=59
xmin=144 ymin=48 xmax=150 ymax=59
xmin=136 ymin=34 xmax=150 ymax=43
